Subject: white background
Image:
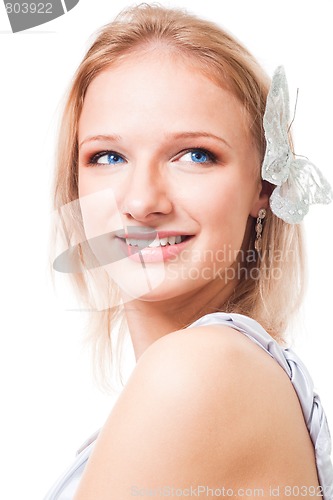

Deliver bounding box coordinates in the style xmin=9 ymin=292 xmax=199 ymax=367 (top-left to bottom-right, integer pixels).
xmin=0 ymin=1 xmax=332 ymax=498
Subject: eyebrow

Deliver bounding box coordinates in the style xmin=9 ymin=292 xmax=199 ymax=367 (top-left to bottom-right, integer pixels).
xmin=166 ymin=131 xmax=231 ymax=149
xmin=79 ymin=134 xmax=121 ymax=148
xmin=79 ymin=131 xmax=231 ymax=149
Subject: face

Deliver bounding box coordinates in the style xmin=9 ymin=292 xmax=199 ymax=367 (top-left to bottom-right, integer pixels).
xmin=77 ymin=50 xmax=266 ymax=306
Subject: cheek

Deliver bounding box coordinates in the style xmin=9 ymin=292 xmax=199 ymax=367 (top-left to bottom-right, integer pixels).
xmin=78 ymin=166 xmax=124 ymax=238
xmin=193 ymin=174 xmax=254 ymax=256
xmin=78 ymin=175 xmax=89 ymax=199
xmin=78 ymin=183 xmax=124 ymax=241
xmin=192 ymin=172 xmax=252 ymax=224
xmin=78 ymin=168 xmax=103 ymax=198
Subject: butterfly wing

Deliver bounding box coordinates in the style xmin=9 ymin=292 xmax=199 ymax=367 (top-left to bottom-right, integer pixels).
xmin=269 ymin=158 xmax=333 ymax=224
xmin=262 ymin=66 xmax=292 ymax=186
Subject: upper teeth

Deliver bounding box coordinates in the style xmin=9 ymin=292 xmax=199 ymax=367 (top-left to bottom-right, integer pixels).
xmin=125 ymin=235 xmax=184 ymax=247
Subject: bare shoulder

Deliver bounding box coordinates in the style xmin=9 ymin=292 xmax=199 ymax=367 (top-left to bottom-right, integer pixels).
xmin=131 ymin=323 xmax=292 ymax=405
xmin=74 ymin=324 xmax=319 ymax=499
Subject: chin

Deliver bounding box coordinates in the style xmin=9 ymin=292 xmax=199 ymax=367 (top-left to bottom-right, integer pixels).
xmin=121 ymin=272 xmax=208 ymax=305
xmin=119 ymin=281 xmax=183 ymax=303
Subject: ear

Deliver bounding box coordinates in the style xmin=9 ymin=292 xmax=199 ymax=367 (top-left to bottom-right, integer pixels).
xmin=250 ymin=180 xmax=273 ymax=218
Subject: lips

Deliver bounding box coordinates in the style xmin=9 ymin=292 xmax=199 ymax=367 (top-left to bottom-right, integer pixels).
xmin=114 ymin=227 xmax=158 ymax=240
xmin=114 ymin=230 xmax=194 ymax=263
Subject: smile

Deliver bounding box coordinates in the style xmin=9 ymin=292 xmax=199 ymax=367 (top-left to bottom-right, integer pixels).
xmin=115 ymin=233 xmax=193 ymax=263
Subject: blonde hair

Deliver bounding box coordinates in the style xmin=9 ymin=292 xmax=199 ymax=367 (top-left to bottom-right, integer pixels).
xmin=51 ymin=3 xmax=305 ymax=389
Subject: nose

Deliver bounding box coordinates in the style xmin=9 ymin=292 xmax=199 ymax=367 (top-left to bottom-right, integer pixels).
xmin=120 ymin=162 xmax=173 ymax=222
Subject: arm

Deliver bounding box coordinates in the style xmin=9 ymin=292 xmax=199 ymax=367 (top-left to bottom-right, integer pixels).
xmin=74 ymin=325 xmax=319 ymax=499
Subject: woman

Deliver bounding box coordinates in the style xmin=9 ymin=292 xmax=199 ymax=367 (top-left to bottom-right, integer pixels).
xmin=47 ymin=4 xmax=333 ymax=499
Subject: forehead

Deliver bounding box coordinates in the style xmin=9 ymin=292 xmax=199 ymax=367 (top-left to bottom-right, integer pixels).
xmin=79 ymin=50 xmax=251 ymax=143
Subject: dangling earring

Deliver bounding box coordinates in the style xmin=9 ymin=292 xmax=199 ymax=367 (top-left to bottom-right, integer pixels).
xmin=254 ymin=208 xmax=266 ymax=252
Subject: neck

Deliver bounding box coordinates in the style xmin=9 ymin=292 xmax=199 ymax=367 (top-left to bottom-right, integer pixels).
xmin=122 ymin=275 xmax=238 ymax=361
xmin=122 ymin=221 xmax=254 ymax=361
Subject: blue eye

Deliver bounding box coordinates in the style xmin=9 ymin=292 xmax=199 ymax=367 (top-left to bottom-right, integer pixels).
xmin=91 ymin=151 xmax=125 ymax=165
xmin=179 ymin=149 xmax=215 ymax=164
xmin=190 ymin=151 xmax=209 ymax=163
xmin=98 ymin=152 xmax=125 ymax=165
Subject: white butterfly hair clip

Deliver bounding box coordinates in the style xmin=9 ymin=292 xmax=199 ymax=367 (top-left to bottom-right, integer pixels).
xmin=261 ymin=66 xmax=332 ymax=224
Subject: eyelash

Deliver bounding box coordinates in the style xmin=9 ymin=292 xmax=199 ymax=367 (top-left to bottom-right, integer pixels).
xmin=86 ymin=148 xmax=218 ymax=167
xmin=88 ymin=151 xmax=125 ymax=166
xmin=177 ymin=148 xmax=217 ymax=165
